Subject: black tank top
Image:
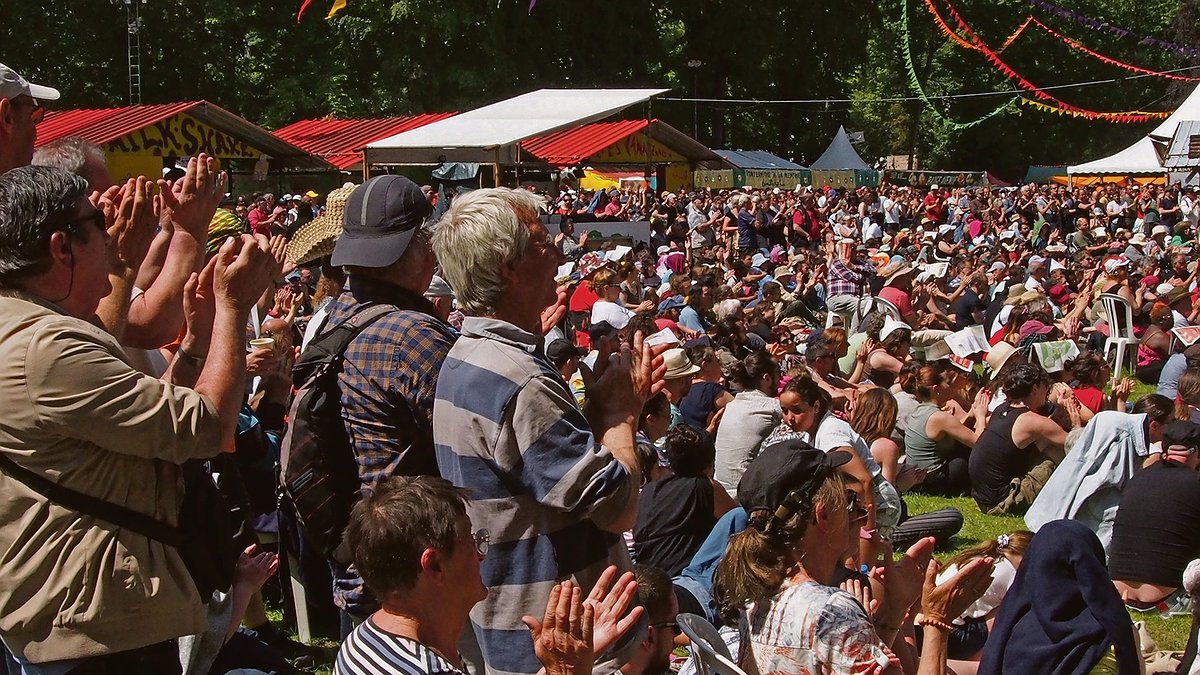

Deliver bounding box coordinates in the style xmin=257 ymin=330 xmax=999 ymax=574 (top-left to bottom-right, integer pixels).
xmin=969 ymin=402 xmax=1035 ymax=508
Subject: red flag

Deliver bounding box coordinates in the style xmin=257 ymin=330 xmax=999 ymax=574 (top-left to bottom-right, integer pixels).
xmin=297 ymin=0 xmax=315 ymax=22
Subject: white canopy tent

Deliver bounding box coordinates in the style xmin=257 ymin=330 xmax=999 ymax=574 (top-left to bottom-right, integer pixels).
xmin=1067 ymin=136 xmax=1165 ymax=177
xmin=1066 ymin=83 xmax=1200 ymax=182
xmin=363 ymin=88 xmax=669 ymax=166
xmin=1152 ymin=83 xmax=1200 ymax=141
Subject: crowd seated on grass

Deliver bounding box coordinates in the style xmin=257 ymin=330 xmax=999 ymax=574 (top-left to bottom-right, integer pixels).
xmin=8 ymin=60 xmax=1200 ymax=674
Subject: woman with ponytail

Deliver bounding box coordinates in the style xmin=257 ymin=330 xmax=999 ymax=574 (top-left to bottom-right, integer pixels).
xmin=714 ymin=439 xmax=995 ymax=675
xmin=936 ymin=531 xmax=1033 ymax=663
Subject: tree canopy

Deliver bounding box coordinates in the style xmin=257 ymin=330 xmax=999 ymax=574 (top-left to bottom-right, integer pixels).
xmin=7 ymin=0 xmax=1199 ymax=180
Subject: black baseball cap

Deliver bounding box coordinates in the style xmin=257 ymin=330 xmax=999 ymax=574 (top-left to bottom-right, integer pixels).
xmin=546 ymin=339 xmax=581 ymax=366
xmin=737 ymin=438 xmax=852 ymax=524
xmin=331 ymin=175 xmax=431 ymax=268
xmin=1163 ymin=421 xmax=1200 ymax=453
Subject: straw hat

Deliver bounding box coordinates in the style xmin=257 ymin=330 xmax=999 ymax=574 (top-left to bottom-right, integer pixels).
xmin=986 ymin=342 xmax=1018 ymax=375
xmin=663 ymin=348 xmax=700 ymax=380
xmin=286 ymin=185 xmax=355 ymax=265
xmin=880 ymin=262 xmax=914 ymax=285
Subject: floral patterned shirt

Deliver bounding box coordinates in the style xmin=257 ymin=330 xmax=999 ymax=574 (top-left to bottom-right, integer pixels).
xmin=739 ymin=580 xmax=891 ymax=675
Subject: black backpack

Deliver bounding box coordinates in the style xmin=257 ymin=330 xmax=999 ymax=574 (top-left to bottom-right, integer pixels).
xmin=280 ymin=303 xmax=396 ymax=565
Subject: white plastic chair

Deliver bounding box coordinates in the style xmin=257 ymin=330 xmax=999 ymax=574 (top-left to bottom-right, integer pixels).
xmin=872 ymin=296 xmax=903 ymax=322
xmin=677 ymin=613 xmax=747 ymax=675
xmin=1099 ymin=293 xmax=1138 ymax=384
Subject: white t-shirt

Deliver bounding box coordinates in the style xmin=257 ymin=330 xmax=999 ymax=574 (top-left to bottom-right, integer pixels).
xmin=883 ymin=197 xmax=901 ymax=225
xmin=591 ymin=300 xmax=635 ymax=330
xmin=862 ymin=219 xmax=883 ymax=241
xmin=937 ymin=557 xmax=1017 ymax=622
xmin=812 ymin=414 xmax=882 ymax=479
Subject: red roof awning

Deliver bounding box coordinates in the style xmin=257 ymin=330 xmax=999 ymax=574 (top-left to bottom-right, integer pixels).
xmin=36 ymin=101 xmax=331 ymax=170
xmin=38 ymin=102 xmax=201 ymax=147
xmin=520 ymin=119 xmax=650 ymax=166
xmin=273 ymin=114 xmax=456 ymax=169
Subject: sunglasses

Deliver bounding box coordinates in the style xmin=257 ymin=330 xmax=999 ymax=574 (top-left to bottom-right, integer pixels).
xmin=650 ymin=621 xmax=681 ymax=637
xmin=13 ymin=97 xmax=44 ymax=125
xmin=846 ymin=490 xmax=869 ymax=524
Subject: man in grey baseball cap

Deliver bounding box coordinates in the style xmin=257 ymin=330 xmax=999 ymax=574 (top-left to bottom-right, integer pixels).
xmin=1 ymin=63 xmax=60 ymax=174
xmin=314 ymin=174 xmax=459 ymax=627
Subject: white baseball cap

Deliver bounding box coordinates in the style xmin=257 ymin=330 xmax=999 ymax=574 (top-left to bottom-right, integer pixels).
xmin=1104 ymin=257 xmax=1130 ymax=273
xmin=0 ymin=63 xmax=60 ymax=101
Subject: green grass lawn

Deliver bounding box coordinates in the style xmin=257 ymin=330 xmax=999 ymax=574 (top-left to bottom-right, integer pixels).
xmin=906 ymin=493 xmax=1192 ymax=652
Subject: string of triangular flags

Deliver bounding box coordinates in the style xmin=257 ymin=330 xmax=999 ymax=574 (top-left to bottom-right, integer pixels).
xmin=1017 ymin=98 xmax=1170 ymax=122
xmin=1025 ymin=0 xmax=1200 ymax=60
xmin=901 ymin=0 xmax=1017 ymax=129
xmin=931 ymin=0 xmax=1175 ymax=123
xmin=1027 ymin=18 xmax=1200 ymax=82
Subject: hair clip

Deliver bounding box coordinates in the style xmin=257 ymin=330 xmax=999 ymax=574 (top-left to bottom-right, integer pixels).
xmin=997 ymin=534 xmax=1011 ymax=548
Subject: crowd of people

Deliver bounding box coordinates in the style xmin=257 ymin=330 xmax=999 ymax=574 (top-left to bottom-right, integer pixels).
xmin=5 ymin=60 xmax=1200 ymax=675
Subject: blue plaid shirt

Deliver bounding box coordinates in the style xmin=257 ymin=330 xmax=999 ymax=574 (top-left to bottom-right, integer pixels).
xmin=320 ymin=276 xmax=456 ymax=615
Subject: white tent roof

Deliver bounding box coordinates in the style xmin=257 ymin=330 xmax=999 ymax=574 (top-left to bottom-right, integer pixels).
xmin=364 ymin=88 xmax=668 ymax=164
xmin=809 ymin=125 xmax=871 ymax=170
xmin=1152 ymin=83 xmax=1200 ymax=141
xmin=1067 ymin=136 xmax=1164 ymax=175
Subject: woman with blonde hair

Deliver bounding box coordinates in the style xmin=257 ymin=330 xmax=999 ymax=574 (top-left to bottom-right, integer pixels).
xmin=937 ymin=531 xmax=1034 ymax=663
xmin=589 ymin=267 xmax=652 ymax=330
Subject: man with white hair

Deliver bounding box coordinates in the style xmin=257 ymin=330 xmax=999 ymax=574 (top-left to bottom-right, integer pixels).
xmin=431 ymin=188 xmax=666 ymax=675
xmin=0 ymin=62 xmax=59 ymax=175
xmin=31 ymin=137 xmax=112 ymax=193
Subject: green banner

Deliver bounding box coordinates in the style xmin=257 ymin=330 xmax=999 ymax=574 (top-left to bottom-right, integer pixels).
xmin=884 ymin=170 xmax=986 ymax=188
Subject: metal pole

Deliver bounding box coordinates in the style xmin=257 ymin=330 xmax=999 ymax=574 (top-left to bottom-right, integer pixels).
xmin=687 ymin=60 xmax=702 ymax=139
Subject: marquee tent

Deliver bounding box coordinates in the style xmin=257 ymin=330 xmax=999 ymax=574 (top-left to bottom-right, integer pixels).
xmin=809 ymin=126 xmax=871 ymax=170
xmin=1067 ymin=83 xmax=1200 ymax=182
xmin=364 ymin=88 xmax=668 ymax=166
xmin=1152 ymin=84 xmax=1200 ymax=141
xmin=1067 ymin=136 xmax=1165 ymax=177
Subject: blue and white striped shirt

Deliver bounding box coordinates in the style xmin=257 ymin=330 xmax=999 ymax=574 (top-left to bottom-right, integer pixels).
xmin=433 ymin=317 xmax=641 ymax=675
xmin=335 ymin=617 xmax=464 ymax=675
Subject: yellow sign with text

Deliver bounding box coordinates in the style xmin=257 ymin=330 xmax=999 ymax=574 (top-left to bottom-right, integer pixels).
xmin=591 ymin=134 xmax=686 ymax=164
xmin=104 ymin=113 xmax=260 ymax=158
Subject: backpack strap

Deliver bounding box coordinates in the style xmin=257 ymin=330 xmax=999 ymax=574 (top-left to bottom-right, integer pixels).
xmin=317 ymin=303 xmax=399 ymax=352
xmin=0 ymin=452 xmax=182 ymax=546
xmin=292 ymin=303 xmax=400 ymax=387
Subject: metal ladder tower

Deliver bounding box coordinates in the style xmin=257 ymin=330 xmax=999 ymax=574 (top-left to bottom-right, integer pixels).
xmin=122 ymin=0 xmax=144 ymax=104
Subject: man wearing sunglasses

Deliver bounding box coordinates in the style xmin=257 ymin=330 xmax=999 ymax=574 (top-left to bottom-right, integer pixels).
xmin=0 ymin=62 xmax=58 ymax=175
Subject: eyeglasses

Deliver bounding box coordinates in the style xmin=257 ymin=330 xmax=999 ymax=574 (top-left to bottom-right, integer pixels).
xmin=472 ymin=528 xmax=490 ymax=557
xmin=650 ymin=621 xmax=681 ymax=636
xmin=54 ymin=210 xmax=108 ymax=243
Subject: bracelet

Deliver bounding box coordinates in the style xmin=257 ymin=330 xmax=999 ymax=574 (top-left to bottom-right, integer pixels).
xmin=177 ymin=346 xmax=207 ymax=366
xmin=917 ymin=616 xmax=955 ymax=633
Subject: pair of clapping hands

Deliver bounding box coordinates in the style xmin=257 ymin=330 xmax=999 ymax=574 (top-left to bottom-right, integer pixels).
xmin=523 ymin=565 xmax=643 ymax=675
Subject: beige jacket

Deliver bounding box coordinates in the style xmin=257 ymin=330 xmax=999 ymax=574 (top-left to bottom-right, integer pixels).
xmin=0 ymin=295 xmax=223 ymax=663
